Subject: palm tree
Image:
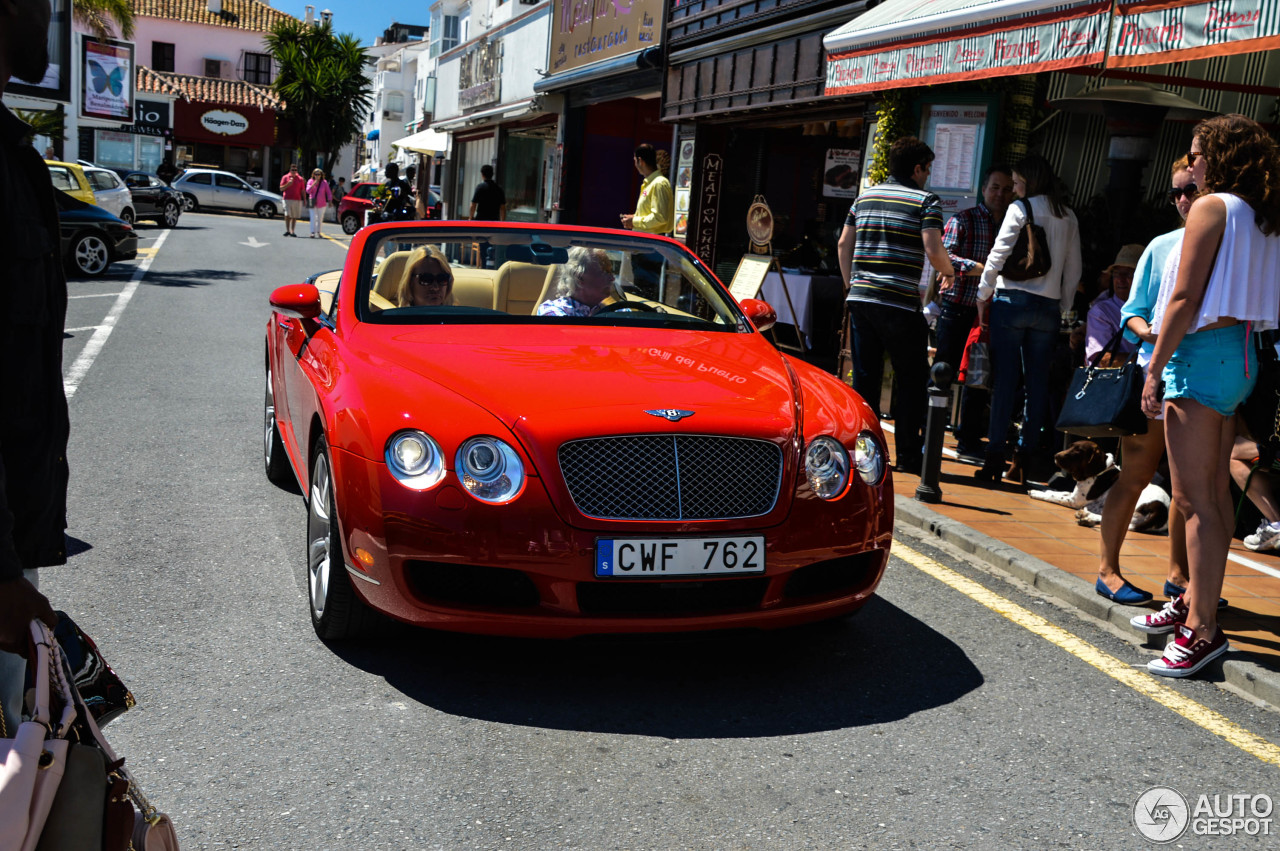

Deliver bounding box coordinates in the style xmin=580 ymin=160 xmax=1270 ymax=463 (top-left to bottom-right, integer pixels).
xmin=265 ymin=19 xmax=373 ymax=178
xmin=14 ymin=108 xmax=64 ymax=147
xmin=73 ymin=0 xmax=135 ymax=40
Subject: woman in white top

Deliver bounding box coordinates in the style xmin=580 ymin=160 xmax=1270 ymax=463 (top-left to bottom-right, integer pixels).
xmin=1136 ymin=114 xmax=1280 ymax=678
xmin=974 ymin=155 xmax=1083 ymax=483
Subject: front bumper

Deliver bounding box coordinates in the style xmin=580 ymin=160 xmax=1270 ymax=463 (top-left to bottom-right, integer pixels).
xmin=329 ymin=447 xmax=894 ymax=638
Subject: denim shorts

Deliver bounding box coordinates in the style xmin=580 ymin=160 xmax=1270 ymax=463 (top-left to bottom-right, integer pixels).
xmin=1162 ymin=324 xmax=1256 ymax=417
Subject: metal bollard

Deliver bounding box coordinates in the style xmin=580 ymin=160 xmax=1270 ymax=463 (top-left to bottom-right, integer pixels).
xmin=915 ymin=361 xmax=953 ymax=504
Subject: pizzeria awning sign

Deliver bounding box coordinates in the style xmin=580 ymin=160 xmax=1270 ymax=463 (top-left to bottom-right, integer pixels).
xmin=1110 ymin=0 xmax=1280 ymax=67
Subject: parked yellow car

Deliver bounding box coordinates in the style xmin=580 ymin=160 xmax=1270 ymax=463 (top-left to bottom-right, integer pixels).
xmin=46 ymin=160 xmax=96 ymax=205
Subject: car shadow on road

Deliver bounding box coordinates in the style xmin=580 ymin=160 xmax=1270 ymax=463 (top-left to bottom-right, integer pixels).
xmin=141 ymin=269 xmax=249 ymax=287
xmin=328 ymin=597 xmax=983 ymax=738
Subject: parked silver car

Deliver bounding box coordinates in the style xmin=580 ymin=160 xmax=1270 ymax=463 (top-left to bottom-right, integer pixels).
xmin=83 ymin=166 xmax=135 ymax=224
xmin=172 ymin=168 xmax=282 ymax=218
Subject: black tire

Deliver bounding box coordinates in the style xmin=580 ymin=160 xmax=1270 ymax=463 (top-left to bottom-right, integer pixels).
xmin=160 ymin=200 xmax=180 ymax=228
xmin=255 ymin=201 xmax=277 ymax=219
xmin=307 ymin=436 xmax=372 ymax=639
xmin=264 ymin=366 xmax=294 ymax=487
xmin=341 ymin=213 xmax=360 ymax=235
xmin=181 ymin=193 xmax=198 ymax=212
xmin=119 ymin=207 xmax=134 ymax=225
xmin=69 ymin=232 xmax=111 ymax=276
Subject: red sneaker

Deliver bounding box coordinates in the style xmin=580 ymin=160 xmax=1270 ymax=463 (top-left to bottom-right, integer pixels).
xmin=1147 ymin=624 xmax=1229 ymax=678
xmin=1130 ymin=595 xmax=1188 ymax=635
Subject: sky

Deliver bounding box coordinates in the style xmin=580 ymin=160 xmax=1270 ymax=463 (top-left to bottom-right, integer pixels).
xmin=272 ymin=1 xmax=432 ymax=47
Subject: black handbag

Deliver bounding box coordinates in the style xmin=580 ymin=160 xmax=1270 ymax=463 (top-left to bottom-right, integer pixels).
xmin=1242 ymin=330 xmax=1280 ymax=465
xmin=1055 ymin=330 xmax=1148 ymax=437
xmin=1001 ymin=198 xmax=1053 ymax=281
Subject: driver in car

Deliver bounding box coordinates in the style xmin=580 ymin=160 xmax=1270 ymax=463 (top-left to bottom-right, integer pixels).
xmin=537 ymin=247 xmax=616 ymax=317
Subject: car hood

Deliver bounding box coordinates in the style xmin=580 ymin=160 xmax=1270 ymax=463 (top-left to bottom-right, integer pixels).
xmin=354 ymin=324 xmax=800 ymax=443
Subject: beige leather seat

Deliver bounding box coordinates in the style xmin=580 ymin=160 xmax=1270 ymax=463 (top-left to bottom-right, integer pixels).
xmin=494 ymin=261 xmax=556 ymax=315
xmin=451 ymin=268 xmax=497 ymax=309
xmin=372 ymin=251 xmax=413 ymax=304
xmin=533 ymin=265 xmax=562 ymax=312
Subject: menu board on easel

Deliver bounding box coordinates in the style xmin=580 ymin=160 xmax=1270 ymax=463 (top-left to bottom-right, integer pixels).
xmin=728 ymin=254 xmax=774 ymax=301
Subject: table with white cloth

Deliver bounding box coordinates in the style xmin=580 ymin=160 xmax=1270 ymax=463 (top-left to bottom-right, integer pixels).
xmin=760 ymin=270 xmax=817 ymax=346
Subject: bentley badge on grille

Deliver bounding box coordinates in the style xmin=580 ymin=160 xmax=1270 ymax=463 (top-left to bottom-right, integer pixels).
xmin=645 ymin=409 xmax=695 ymax=422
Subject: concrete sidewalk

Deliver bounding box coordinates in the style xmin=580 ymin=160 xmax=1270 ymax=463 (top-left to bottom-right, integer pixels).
xmin=884 ymin=426 xmax=1280 ymax=709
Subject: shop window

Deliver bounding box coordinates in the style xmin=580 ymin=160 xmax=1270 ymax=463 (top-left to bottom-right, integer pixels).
xmin=244 ymin=52 xmax=272 ymax=85
xmin=502 ymin=135 xmax=545 ymax=222
xmin=152 ymin=42 xmax=174 ymax=72
xmin=93 ymin=130 xmax=135 ymax=170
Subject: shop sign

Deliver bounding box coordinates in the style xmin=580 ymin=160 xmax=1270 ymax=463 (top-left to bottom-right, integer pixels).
xmin=1110 ymin=0 xmax=1280 ymax=66
xmin=826 ymin=9 xmax=1109 ymax=96
xmin=81 ymin=38 xmax=133 ymax=122
xmin=673 ymin=138 xmax=694 ymax=241
xmin=548 ymin=0 xmax=663 ymax=76
xmin=201 ymin=109 xmax=249 ymax=136
xmin=119 ymin=99 xmax=171 ymax=136
xmin=459 ymin=40 xmax=501 ymax=110
xmin=822 ymin=149 xmax=861 ymax=199
xmin=695 ymin=153 xmax=723 ymax=268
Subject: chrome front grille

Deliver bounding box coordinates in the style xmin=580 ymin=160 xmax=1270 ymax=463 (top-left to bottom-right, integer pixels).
xmin=558 ymin=435 xmax=783 ymax=520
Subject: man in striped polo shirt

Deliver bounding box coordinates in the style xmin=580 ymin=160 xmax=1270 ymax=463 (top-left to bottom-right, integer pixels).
xmin=837 ymin=137 xmax=956 ymax=475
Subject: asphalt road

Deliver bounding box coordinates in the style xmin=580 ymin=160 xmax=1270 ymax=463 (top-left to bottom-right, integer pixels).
xmin=45 ymin=212 xmax=1280 ymax=850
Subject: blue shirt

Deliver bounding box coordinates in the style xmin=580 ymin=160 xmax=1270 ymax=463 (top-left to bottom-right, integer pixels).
xmin=1120 ymin=229 xmax=1183 ymax=359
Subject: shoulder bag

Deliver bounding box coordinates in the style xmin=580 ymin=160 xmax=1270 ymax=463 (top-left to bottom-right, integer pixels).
xmin=1241 ymin=330 xmax=1280 ymax=466
xmin=1055 ymin=329 xmax=1147 ymax=438
xmin=1000 ymin=198 xmax=1053 ymax=281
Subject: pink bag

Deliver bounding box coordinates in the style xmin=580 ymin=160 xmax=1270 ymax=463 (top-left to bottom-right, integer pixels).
xmin=0 ymin=621 xmax=77 ymax=851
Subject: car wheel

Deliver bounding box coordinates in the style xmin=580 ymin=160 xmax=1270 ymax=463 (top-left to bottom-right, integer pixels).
xmin=70 ymin=232 xmax=111 ymax=277
xmin=160 ymin=200 xmax=180 ymax=228
xmin=263 ymin=366 xmax=294 ymax=487
xmin=255 ymin=201 xmax=277 ymax=219
xmin=307 ymin=436 xmax=372 ymax=639
xmin=181 ymin=193 xmax=198 ymax=212
xmin=341 ymin=213 xmax=360 ymax=235
xmin=119 ymin=207 xmax=134 ymax=225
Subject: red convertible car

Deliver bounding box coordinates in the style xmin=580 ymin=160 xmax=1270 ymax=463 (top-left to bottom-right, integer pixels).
xmin=264 ymin=222 xmax=893 ymax=640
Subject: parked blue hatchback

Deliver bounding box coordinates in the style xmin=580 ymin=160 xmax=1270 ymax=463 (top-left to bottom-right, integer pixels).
xmin=55 ymin=190 xmax=138 ymax=277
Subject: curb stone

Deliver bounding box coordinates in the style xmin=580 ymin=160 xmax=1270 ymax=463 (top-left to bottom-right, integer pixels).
xmin=893 ymin=494 xmax=1280 ymax=711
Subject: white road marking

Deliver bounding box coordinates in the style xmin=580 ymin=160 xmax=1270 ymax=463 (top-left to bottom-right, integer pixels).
xmin=64 ymin=325 xmax=104 ymax=333
xmin=68 ymin=292 xmax=124 ymax=299
xmin=240 ymin=236 xmax=269 ymax=248
xmin=64 ymin=230 xmax=171 ymax=399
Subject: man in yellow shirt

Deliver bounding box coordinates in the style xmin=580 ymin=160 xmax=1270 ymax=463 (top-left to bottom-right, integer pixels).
xmin=620 ymin=144 xmax=672 ymax=235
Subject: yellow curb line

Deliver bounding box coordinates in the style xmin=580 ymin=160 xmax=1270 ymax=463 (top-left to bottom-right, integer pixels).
xmin=894 ymin=541 xmax=1280 ymax=767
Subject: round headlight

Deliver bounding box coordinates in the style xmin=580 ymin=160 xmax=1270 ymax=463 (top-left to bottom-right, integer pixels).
xmin=385 ymin=430 xmax=445 ymax=490
xmin=854 ymin=432 xmax=886 ymax=486
xmin=456 ymin=436 xmax=524 ymax=503
xmin=805 ymin=435 xmax=850 ymax=500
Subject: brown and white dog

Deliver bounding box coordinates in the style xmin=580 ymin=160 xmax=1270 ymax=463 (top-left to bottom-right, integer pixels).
xmin=1028 ymin=440 xmax=1171 ymax=533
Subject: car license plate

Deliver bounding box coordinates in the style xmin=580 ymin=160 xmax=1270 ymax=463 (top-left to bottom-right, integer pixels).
xmin=595 ymin=537 xmax=765 ymax=578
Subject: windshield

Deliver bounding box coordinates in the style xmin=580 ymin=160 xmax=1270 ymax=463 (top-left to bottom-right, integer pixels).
xmin=355 ymin=225 xmax=749 ymax=332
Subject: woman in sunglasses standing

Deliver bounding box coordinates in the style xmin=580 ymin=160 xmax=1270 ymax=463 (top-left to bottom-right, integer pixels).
xmin=1135 ymin=115 xmax=1280 ymax=677
xmin=396 ymin=246 xmax=455 ymax=307
xmin=1093 ymin=157 xmax=1196 ymax=607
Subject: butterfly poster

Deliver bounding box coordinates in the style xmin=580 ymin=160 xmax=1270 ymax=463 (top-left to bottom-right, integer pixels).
xmin=81 ymin=38 xmax=133 ymax=121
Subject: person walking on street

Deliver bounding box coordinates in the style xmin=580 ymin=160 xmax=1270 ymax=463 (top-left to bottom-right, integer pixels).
xmin=1136 ymin=115 xmax=1280 ymax=678
xmin=936 ymin=164 xmax=1014 ymax=464
xmin=838 ymin=136 xmax=955 ymax=475
xmin=280 ymin=163 xmax=304 ymax=236
xmin=620 ymin=143 xmax=673 ymax=235
xmin=469 ymin=164 xmax=506 ymax=221
xmin=306 ymin=168 xmax=333 ymax=238
xmin=0 ymin=0 xmax=68 ymax=734
xmin=975 ymin=155 xmax=1083 ymax=484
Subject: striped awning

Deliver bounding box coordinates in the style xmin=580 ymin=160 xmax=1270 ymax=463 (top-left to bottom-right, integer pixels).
xmin=1110 ymin=0 xmax=1280 ymax=68
xmin=824 ymin=0 xmax=1280 ymax=95
xmin=825 ymin=0 xmax=1111 ymax=96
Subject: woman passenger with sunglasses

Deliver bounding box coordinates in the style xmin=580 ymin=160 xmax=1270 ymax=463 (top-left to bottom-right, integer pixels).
xmin=396 ymin=246 xmax=455 ymax=307
xmin=1135 ymin=115 xmax=1280 ymax=677
xmin=1092 ymin=156 xmax=1195 ymax=607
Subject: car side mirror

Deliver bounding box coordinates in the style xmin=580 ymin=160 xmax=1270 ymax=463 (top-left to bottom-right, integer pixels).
xmin=270 ymin=284 xmax=323 ymax=320
xmin=738 ymin=298 xmax=776 ymax=333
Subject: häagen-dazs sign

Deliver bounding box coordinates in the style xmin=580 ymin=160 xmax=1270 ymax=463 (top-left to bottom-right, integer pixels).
xmin=200 ymin=109 xmax=249 ymax=136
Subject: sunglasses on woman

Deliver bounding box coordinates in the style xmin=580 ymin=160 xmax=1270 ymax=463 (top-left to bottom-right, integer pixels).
xmin=1168 ymin=184 xmax=1198 ymax=202
xmin=411 ymin=272 xmax=452 ymax=286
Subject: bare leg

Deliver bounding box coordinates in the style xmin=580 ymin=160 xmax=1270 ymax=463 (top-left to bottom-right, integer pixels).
xmin=1164 ymin=398 xmax=1235 ymax=638
xmin=1166 ymin=502 xmax=1189 ymax=588
xmin=1097 ymin=425 xmax=1164 ymax=593
xmin=1230 ymin=434 xmax=1280 ymax=523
